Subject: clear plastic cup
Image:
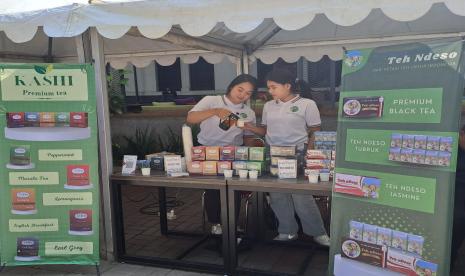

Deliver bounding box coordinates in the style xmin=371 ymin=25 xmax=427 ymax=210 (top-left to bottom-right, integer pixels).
xmin=308 ymin=173 xmax=319 ymax=183
xmin=249 ymin=170 xmax=258 ymax=179
xmin=141 ymin=168 xmax=151 ymax=176
xmin=237 ymin=119 xmax=245 ymax=127
xmin=319 ymin=172 xmax=330 ymax=182
xmin=223 ymin=169 xmax=233 ymax=178
xmin=239 ymin=169 xmax=248 ymax=179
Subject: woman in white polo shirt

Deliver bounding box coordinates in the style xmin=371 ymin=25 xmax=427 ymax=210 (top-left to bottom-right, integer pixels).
xmin=187 ymin=74 xmax=258 ymax=235
xmin=244 ymin=68 xmax=330 ymax=246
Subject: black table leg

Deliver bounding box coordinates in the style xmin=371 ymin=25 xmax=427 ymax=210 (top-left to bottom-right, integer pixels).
xmin=220 ymin=186 xmax=230 ymax=274
xmin=227 ymin=188 xmax=237 ymax=275
xmin=247 ymin=192 xmax=258 ymax=240
xmin=111 ymin=180 xmax=126 ymax=258
xmin=158 ymin=187 xmax=168 ymax=235
xmin=257 ymin=191 xmax=266 ymax=241
xmin=94 ymin=263 xmax=101 ymax=276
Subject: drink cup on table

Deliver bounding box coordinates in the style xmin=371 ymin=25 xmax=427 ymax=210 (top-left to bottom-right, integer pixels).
xmin=239 ymin=169 xmax=248 ymax=179
xmin=308 ymin=172 xmax=319 ymax=184
xmin=319 ymin=170 xmax=330 ymax=182
xmin=248 ymin=170 xmax=258 ymax=179
xmin=141 ymin=167 xmax=151 ymax=176
xmin=223 ymin=169 xmax=233 ymax=178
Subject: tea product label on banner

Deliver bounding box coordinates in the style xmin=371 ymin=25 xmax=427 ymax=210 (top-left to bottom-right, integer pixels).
xmin=342 ymin=96 xmax=384 ymax=118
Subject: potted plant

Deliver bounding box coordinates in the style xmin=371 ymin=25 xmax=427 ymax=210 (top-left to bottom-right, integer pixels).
xmin=141 ymin=160 xmax=151 ymax=176
xmin=107 ymin=68 xmax=130 ymax=115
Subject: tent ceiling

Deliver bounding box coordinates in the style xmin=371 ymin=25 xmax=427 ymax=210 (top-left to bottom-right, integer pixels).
xmin=0 ymin=29 xmax=238 ymax=67
xmin=1 ymin=0 xmax=464 ymax=42
xmin=0 ymin=30 xmax=77 ymax=62
xmin=1 ymin=1 xmax=465 ymax=66
xmin=104 ymin=29 xmax=238 ymax=68
xmin=254 ymin=3 xmax=465 ymax=63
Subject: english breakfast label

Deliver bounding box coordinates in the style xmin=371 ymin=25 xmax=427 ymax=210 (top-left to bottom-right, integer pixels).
xmin=9 ymin=219 xmax=59 ymax=232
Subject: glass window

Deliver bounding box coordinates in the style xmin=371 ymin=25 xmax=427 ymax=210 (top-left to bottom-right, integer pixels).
xmin=189 ymin=57 xmax=215 ymax=91
xmin=156 ymin=58 xmax=182 ymax=92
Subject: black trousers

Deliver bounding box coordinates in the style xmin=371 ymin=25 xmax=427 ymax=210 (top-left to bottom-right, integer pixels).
xmin=451 ymin=182 xmax=465 ymax=269
xmin=205 ymin=189 xmax=241 ymax=224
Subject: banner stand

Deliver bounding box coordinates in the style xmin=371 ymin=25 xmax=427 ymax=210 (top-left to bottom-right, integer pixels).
xmin=0 ymin=63 xmax=100 ymax=268
xmin=329 ymin=39 xmax=464 ymax=276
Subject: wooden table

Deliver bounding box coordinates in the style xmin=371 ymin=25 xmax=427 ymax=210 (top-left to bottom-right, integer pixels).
xmin=226 ymin=176 xmax=332 ymax=275
xmin=110 ymin=172 xmax=229 ymax=274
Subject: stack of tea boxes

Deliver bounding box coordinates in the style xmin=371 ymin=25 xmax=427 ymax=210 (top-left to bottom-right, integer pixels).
xmin=305 ymin=131 xmax=336 ymax=178
xmin=269 ymin=146 xmax=297 ymax=177
xmin=189 ymin=146 xmax=266 ymax=176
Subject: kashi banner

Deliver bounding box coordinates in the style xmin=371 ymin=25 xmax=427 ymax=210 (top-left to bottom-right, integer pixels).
xmin=0 ymin=64 xmax=99 ymax=266
xmin=329 ymin=40 xmax=465 ymax=276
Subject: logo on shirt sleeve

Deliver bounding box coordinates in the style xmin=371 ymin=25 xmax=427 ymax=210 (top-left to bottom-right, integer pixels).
xmin=240 ymin=113 xmax=248 ymax=118
xmin=290 ymin=106 xmax=299 ymax=112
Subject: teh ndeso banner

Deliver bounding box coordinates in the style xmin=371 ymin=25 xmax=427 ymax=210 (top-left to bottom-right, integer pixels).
xmin=0 ymin=64 xmax=99 ymax=265
xmin=330 ymin=40 xmax=464 ymax=276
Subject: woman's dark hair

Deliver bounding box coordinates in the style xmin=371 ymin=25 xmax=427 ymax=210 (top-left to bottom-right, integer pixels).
xmin=226 ymin=74 xmax=258 ymax=95
xmin=265 ymin=68 xmax=296 ymax=90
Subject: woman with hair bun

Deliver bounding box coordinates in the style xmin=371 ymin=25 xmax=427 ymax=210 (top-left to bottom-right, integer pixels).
xmin=244 ymin=68 xmax=330 ymax=246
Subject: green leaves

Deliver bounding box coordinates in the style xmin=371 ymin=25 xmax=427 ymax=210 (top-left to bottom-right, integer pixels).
xmin=34 ymin=65 xmax=47 ymax=74
xmin=33 ymin=64 xmax=53 ymax=74
xmin=112 ymin=125 xmax=200 ymax=164
xmin=107 ymin=68 xmax=130 ymax=114
xmin=122 ymin=127 xmax=162 ymax=160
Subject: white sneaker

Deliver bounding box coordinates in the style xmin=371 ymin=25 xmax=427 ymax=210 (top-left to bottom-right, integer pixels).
xmin=211 ymin=224 xmax=222 ymax=235
xmin=313 ymin=234 xmax=330 ymax=247
xmin=273 ymin=233 xmax=297 ymax=241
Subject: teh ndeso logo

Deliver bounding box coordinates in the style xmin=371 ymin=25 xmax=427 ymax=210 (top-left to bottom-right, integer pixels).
xmin=345 ymin=50 xmax=363 ymax=68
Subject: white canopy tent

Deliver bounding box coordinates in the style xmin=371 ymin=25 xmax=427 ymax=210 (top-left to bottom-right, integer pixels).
xmin=1 ymin=0 xmax=465 ymax=260
xmin=1 ymin=1 xmax=465 ymax=67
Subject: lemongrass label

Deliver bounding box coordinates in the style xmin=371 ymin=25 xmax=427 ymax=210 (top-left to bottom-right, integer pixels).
xmin=43 ymin=193 xmax=92 ymax=206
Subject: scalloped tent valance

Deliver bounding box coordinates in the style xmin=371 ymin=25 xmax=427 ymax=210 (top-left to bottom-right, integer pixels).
xmin=1 ymin=0 xmax=464 ymax=43
xmin=1 ymin=0 xmax=465 ymax=67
